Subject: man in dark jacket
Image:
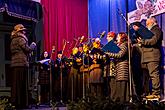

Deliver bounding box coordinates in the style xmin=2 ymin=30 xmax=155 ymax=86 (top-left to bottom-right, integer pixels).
xmin=10 ymin=24 xmax=36 ymax=109
xmin=132 ymin=17 xmax=162 ymax=100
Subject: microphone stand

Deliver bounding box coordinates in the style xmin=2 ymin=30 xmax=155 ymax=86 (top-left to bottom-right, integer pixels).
xmin=49 ymin=48 xmax=55 ymax=106
xmin=77 ymin=45 xmax=85 ymax=102
xmin=87 ymin=39 xmax=91 ymax=102
xmin=82 ymin=52 xmax=85 ymax=101
xmin=81 ymin=38 xmax=90 ymax=102
xmin=81 ymin=44 xmax=88 ymax=102
xmin=117 ymin=9 xmax=133 ymax=103
xmin=59 ymin=57 xmax=64 ymax=105
xmin=56 ymin=40 xmax=67 ymax=107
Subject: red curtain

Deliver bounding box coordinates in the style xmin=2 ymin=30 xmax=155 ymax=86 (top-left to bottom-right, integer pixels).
xmin=41 ymin=0 xmax=88 ymax=58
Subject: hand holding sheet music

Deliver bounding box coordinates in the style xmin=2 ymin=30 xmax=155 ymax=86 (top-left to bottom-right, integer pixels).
xmin=130 ymin=22 xmax=154 ymax=43
xmin=136 ymin=24 xmax=154 ymax=39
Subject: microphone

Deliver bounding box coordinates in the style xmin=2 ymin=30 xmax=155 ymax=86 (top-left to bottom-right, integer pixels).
xmin=117 ymin=8 xmax=124 ymax=17
xmin=100 ymin=31 xmax=106 ymax=38
xmin=117 ymin=8 xmax=130 ymax=25
xmin=80 ymin=36 xmax=84 ymax=43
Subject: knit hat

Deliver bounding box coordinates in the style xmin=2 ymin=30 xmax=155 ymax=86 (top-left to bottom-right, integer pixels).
xmin=107 ymin=31 xmax=116 ymax=38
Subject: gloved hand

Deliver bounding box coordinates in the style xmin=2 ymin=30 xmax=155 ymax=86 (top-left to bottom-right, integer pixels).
xmin=30 ymin=42 xmax=36 ymax=50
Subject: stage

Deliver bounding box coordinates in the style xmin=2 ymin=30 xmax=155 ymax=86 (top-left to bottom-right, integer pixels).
xmin=19 ymin=101 xmax=165 ymax=110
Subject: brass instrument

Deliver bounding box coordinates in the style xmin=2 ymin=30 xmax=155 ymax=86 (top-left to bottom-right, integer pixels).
xmin=72 ymin=47 xmax=78 ymax=55
xmin=92 ymin=41 xmax=101 ymax=49
xmin=64 ymin=58 xmax=73 ymax=67
xmin=72 ymin=36 xmax=85 ymax=55
xmin=83 ymin=44 xmax=89 ymax=53
xmin=72 ymin=38 xmax=80 ymax=55
xmin=62 ymin=39 xmax=67 ymax=55
xmin=76 ymin=57 xmax=82 ymax=63
xmin=73 ymin=43 xmax=89 ymax=55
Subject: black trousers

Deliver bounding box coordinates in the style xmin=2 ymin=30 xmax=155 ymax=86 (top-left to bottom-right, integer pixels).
xmin=11 ymin=67 xmax=28 ymax=109
xmin=115 ymin=81 xmax=129 ymax=103
xmin=141 ymin=61 xmax=160 ymax=95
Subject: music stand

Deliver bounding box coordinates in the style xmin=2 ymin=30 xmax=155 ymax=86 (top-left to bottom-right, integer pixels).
xmin=55 ymin=58 xmax=66 ymax=109
xmin=49 ymin=53 xmax=53 ymax=107
xmin=60 ymin=58 xmax=64 ymax=104
xmin=82 ymin=41 xmax=91 ymax=102
xmin=55 ymin=41 xmax=67 ymax=108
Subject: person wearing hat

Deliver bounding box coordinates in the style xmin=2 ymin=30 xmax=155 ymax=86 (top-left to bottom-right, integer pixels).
xmin=103 ymin=32 xmax=117 ymax=98
xmin=10 ymin=24 xmax=36 ymax=109
xmin=106 ymin=31 xmax=116 ymax=42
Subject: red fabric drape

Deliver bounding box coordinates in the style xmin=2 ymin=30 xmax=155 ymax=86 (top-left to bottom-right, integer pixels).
xmin=41 ymin=0 xmax=88 ymax=58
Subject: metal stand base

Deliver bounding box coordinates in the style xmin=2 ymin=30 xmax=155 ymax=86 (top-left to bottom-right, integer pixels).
xmin=55 ymin=101 xmax=67 ymax=110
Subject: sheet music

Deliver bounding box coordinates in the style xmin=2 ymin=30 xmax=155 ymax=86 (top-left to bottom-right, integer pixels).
xmin=102 ymin=40 xmax=121 ymax=53
xmin=37 ymin=59 xmax=50 ymax=64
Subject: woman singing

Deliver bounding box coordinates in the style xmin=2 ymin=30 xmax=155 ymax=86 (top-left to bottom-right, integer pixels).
xmin=106 ymin=32 xmax=129 ymax=103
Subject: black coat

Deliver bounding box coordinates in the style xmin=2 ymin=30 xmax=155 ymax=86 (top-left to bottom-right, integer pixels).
xmin=54 ymin=58 xmax=67 ymax=78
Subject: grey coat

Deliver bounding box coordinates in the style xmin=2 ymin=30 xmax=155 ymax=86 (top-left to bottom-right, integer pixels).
xmin=141 ymin=25 xmax=162 ymax=63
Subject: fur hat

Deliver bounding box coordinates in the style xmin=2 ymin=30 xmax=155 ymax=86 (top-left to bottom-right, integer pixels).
xmin=11 ymin=24 xmax=27 ymax=36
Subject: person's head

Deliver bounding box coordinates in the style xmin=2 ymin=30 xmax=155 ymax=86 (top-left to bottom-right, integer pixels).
xmin=106 ymin=31 xmax=116 ymax=42
xmin=41 ymin=51 xmax=50 ymax=59
xmin=132 ymin=22 xmax=141 ymax=31
xmin=44 ymin=51 xmax=49 ymax=58
xmin=93 ymin=38 xmax=101 ymax=48
xmin=57 ymin=50 xmax=63 ymax=59
xmin=11 ymin=24 xmax=27 ymax=36
xmin=116 ymin=32 xmax=128 ymax=43
xmin=146 ymin=17 xmax=157 ymax=28
xmin=95 ymin=37 xmax=101 ymax=43
xmin=78 ymin=44 xmax=83 ymax=52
